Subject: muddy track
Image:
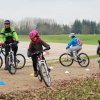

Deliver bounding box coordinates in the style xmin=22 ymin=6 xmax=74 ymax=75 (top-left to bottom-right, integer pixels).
xmin=0 ymin=59 xmax=99 ymax=94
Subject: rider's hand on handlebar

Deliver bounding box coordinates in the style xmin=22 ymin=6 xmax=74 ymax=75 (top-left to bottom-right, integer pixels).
xmin=66 ymin=47 xmax=68 ymax=50
xmin=2 ymin=43 xmax=6 ymax=48
xmin=9 ymin=42 xmax=18 ymax=46
xmin=33 ymin=51 xmax=40 ymax=55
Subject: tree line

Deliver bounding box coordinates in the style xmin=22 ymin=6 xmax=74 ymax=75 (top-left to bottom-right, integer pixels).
xmin=0 ymin=18 xmax=100 ymax=35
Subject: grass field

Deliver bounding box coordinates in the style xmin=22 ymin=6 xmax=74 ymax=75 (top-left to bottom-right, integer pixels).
xmin=19 ymin=34 xmax=100 ymax=45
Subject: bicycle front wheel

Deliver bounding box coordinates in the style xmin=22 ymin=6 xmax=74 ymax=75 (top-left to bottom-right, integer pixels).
xmin=78 ymin=53 xmax=90 ymax=67
xmin=59 ymin=53 xmax=73 ymax=67
xmin=40 ymin=63 xmax=51 ymax=87
xmin=6 ymin=55 xmax=16 ymax=75
xmin=16 ymin=54 xmax=26 ymax=69
xmin=0 ymin=56 xmax=3 ymax=68
xmin=37 ymin=64 xmax=42 ymax=82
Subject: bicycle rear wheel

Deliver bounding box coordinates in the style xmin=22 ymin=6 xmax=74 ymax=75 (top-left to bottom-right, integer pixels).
xmin=78 ymin=53 xmax=90 ymax=67
xmin=40 ymin=63 xmax=51 ymax=87
xmin=16 ymin=54 xmax=26 ymax=69
xmin=0 ymin=56 xmax=3 ymax=68
xmin=6 ymin=55 xmax=16 ymax=75
xmin=59 ymin=53 xmax=73 ymax=67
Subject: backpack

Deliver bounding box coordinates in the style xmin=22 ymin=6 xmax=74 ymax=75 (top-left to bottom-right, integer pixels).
xmin=77 ymin=38 xmax=82 ymax=46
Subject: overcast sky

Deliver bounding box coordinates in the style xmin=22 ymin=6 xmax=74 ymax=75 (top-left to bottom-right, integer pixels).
xmin=0 ymin=0 xmax=100 ymax=24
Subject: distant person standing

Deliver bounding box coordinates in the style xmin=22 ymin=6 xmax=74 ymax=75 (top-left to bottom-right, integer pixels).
xmin=0 ymin=20 xmax=19 ymax=70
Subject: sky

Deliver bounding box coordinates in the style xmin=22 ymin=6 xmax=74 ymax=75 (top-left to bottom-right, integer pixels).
xmin=0 ymin=0 xmax=100 ymax=24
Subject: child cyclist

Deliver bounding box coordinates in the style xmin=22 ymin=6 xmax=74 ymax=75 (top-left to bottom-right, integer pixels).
xmin=27 ymin=30 xmax=50 ymax=77
xmin=66 ymin=33 xmax=82 ymax=56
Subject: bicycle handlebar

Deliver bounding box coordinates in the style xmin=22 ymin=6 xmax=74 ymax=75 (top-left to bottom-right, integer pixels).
xmin=33 ymin=50 xmax=46 ymax=55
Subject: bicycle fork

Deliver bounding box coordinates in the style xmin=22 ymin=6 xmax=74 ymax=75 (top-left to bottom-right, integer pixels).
xmin=9 ymin=52 xmax=15 ymax=65
xmin=39 ymin=60 xmax=49 ymax=75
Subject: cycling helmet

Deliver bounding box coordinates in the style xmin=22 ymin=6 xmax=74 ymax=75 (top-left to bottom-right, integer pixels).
xmin=69 ymin=33 xmax=75 ymax=37
xmin=29 ymin=30 xmax=38 ymax=39
xmin=4 ymin=20 xmax=10 ymax=24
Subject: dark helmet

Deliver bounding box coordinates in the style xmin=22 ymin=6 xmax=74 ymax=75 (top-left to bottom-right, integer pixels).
xmin=4 ymin=20 xmax=10 ymax=24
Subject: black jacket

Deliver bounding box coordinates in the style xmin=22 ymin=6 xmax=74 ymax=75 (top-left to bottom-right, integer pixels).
xmin=27 ymin=40 xmax=50 ymax=57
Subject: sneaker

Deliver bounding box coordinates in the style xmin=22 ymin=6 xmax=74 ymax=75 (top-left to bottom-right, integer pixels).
xmin=34 ymin=71 xmax=38 ymax=77
xmin=70 ymin=52 xmax=73 ymax=57
xmin=77 ymin=57 xmax=82 ymax=63
xmin=4 ymin=66 xmax=8 ymax=70
xmin=48 ymin=68 xmax=51 ymax=72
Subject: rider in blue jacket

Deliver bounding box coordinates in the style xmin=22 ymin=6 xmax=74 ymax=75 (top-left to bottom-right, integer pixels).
xmin=66 ymin=33 xmax=82 ymax=56
xmin=66 ymin=36 xmax=78 ymax=49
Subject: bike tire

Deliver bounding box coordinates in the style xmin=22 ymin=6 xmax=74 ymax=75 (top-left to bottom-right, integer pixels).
xmin=6 ymin=55 xmax=16 ymax=75
xmin=59 ymin=53 xmax=73 ymax=67
xmin=0 ymin=56 xmax=3 ymax=68
xmin=40 ymin=63 xmax=51 ymax=87
xmin=99 ymin=63 xmax=100 ymax=69
xmin=37 ymin=64 xmax=42 ymax=82
xmin=78 ymin=53 xmax=90 ymax=67
xmin=16 ymin=54 xmax=26 ymax=69
xmin=1 ymin=48 xmax=5 ymax=56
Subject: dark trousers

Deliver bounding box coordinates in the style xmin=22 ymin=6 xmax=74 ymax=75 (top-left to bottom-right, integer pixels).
xmin=31 ymin=54 xmax=38 ymax=72
xmin=31 ymin=54 xmax=46 ymax=72
xmin=5 ymin=44 xmax=18 ymax=65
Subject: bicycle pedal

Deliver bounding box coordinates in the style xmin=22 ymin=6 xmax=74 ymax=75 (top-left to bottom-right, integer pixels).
xmin=48 ymin=68 xmax=51 ymax=72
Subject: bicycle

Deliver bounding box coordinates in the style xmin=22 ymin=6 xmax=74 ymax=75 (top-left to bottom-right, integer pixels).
xmin=34 ymin=51 xmax=51 ymax=87
xmin=0 ymin=45 xmax=26 ymax=69
xmin=0 ymin=46 xmax=5 ymax=68
xmin=97 ymin=40 xmax=100 ymax=69
xmin=59 ymin=50 xmax=90 ymax=67
xmin=5 ymin=43 xmax=17 ymax=74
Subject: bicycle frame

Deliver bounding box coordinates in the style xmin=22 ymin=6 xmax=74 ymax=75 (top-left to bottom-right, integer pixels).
xmin=67 ymin=51 xmax=77 ymax=61
xmin=38 ymin=54 xmax=47 ymax=69
xmin=36 ymin=52 xmax=51 ymax=87
xmin=0 ymin=46 xmax=5 ymax=55
xmin=9 ymin=45 xmax=14 ymax=65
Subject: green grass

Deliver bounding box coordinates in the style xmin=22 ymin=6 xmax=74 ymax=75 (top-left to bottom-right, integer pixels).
xmin=18 ymin=34 xmax=100 ymax=45
xmin=19 ymin=35 xmax=30 ymax=41
xmin=35 ymin=74 xmax=100 ymax=100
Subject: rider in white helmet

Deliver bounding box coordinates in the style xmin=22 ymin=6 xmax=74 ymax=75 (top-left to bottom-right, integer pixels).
xmin=66 ymin=33 xmax=82 ymax=56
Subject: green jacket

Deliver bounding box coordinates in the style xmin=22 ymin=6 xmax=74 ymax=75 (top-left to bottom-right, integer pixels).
xmin=0 ymin=27 xmax=19 ymax=43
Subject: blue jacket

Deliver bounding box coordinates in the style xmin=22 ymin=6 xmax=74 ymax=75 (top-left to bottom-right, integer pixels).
xmin=66 ymin=37 xmax=78 ymax=48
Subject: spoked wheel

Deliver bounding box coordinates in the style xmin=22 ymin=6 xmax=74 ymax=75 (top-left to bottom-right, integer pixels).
xmin=6 ymin=55 xmax=16 ymax=75
xmin=40 ymin=63 xmax=51 ymax=87
xmin=16 ymin=54 xmax=26 ymax=69
xmin=78 ymin=53 xmax=90 ymax=67
xmin=37 ymin=65 xmax=42 ymax=82
xmin=99 ymin=63 xmax=100 ymax=69
xmin=59 ymin=53 xmax=73 ymax=67
xmin=97 ymin=58 xmax=100 ymax=69
xmin=1 ymin=47 xmax=5 ymax=56
xmin=0 ymin=56 xmax=3 ymax=68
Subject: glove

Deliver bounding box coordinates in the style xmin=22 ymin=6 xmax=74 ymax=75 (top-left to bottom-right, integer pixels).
xmin=2 ymin=43 xmax=6 ymax=48
xmin=13 ymin=41 xmax=18 ymax=45
xmin=12 ymin=41 xmax=18 ymax=47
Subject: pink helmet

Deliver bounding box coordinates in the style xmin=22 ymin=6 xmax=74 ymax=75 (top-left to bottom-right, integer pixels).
xmin=29 ymin=30 xmax=38 ymax=39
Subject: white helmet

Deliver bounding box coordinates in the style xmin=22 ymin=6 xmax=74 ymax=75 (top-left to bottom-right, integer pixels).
xmin=69 ymin=33 xmax=75 ymax=37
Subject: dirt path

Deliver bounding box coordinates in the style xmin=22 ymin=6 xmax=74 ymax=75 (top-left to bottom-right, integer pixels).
xmin=18 ymin=42 xmax=98 ymax=60
xmin=0 ymin=59 xmax=99 ymax=93
xmin=0 ymin=42 xmax=99 ymax=94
